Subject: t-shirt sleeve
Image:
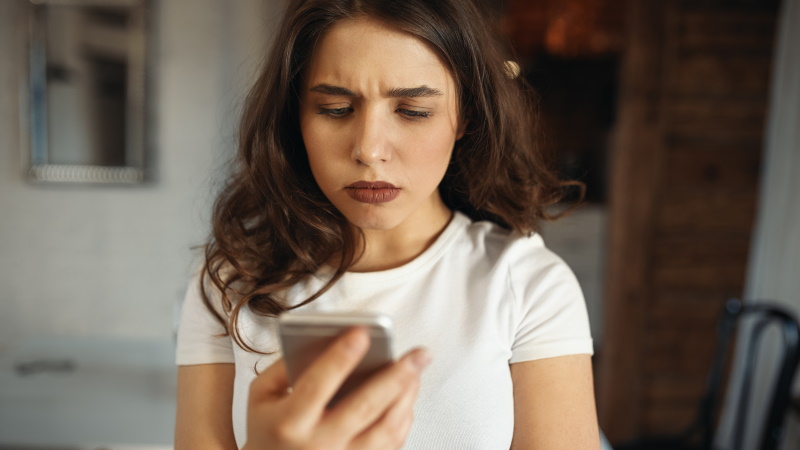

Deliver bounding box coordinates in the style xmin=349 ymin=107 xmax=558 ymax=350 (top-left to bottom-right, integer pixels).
xmin=508 ymin=237 xmax=594 ymax=364
xmin=175 ymin=270 xmax=235 ymax=365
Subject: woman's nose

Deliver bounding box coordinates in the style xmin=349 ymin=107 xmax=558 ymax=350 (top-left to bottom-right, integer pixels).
xmin=351 ymin=108 xmax=391 ymax=166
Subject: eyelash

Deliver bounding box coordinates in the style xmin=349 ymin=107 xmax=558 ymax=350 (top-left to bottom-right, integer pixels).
xmin=398 ymin=109 xmax=431 ymax=119
xmin=316 ymin=107 xmax=431 ymax=120
xmin=317 ymin=107 xmax=352 ymax=118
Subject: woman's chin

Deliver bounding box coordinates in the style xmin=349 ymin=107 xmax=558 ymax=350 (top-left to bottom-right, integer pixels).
xmin=344 ymin=209 xmax=405 ymax=232
xmin=332 ymin=192 xmax=449 ymax=233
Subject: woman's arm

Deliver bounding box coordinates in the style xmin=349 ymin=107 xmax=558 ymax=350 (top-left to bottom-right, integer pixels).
xmin=510 ymin=354 xmax=600 ymax=450
xmin=175 ymin=363 xmax=238 ymax=450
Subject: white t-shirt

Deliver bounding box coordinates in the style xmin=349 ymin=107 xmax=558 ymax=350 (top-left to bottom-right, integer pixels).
xmin=176 ymin=211 xmax=593 ymax=449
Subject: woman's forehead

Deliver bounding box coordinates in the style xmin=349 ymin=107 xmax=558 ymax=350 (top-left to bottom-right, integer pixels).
xmin=303 ymin=17 xmax=455 ymax=95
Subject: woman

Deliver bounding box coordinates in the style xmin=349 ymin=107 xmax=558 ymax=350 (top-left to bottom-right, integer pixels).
xmin=175 ymin=0 xmax=600 ymax=448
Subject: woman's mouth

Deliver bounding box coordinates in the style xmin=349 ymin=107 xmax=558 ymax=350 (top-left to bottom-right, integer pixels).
xmin=345 ymin=181 xmax=400 ymax=204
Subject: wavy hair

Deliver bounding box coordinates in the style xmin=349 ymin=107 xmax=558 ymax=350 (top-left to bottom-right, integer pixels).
xmin=201 ymin=0 xmax=583 ymax=352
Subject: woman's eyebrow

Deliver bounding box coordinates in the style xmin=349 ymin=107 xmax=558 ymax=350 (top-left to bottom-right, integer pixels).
xmin=386 ymin=85 xmax=443 ymax=98
xmin=309 ymin=84 xmax=355 ymax=96
xmin=308 ymin=84 xmax=443 ymax=98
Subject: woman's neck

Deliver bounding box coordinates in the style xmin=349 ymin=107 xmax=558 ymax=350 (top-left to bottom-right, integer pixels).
xmin=348 ymin=204 xmax=454 ymax=273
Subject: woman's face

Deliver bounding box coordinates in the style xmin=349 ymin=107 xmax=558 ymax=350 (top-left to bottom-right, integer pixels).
xmin=300 ymin=16 xmax=464 ymax=232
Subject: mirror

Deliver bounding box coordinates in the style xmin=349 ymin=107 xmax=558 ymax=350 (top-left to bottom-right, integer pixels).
xmin=23 ymin=0 xmax=150 ymax=183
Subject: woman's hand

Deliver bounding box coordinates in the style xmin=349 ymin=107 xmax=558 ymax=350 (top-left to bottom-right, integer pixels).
xmin=242 ymin=327 xmax=430 ymax=450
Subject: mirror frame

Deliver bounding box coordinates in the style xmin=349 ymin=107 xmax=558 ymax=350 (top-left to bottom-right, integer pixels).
xmin=21 ymin=0 xmax=151 ymax=184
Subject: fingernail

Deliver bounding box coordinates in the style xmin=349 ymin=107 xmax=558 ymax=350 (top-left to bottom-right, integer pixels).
xmin=409 ymin=349 xmax=431 ymax=370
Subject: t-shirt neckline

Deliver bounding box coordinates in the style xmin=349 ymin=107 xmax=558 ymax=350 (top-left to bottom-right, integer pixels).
xmin=336 ymin=211 xmax=470 ymax=284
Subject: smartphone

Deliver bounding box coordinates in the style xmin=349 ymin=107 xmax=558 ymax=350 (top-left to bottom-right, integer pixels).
xmin=278 ymin=312 xmax=394 ymax=405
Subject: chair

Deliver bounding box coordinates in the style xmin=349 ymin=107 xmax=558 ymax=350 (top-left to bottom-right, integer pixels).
xmin=615 ymin=298 xmax=800 ymax=450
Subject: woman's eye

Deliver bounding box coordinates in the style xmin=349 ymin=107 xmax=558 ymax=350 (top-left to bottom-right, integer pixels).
xmin=398 ymin=109 xmax=431 ymax=119
xmin=317 ymin=107 xmax=352 ymax=118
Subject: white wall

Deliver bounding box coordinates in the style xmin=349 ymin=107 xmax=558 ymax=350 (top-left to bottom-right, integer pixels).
xmin=0 ymin=0 xmax=284 ymax=344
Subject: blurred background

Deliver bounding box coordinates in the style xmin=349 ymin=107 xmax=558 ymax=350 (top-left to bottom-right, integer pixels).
xmin=0 ymin=0 xmax=798 ymax=449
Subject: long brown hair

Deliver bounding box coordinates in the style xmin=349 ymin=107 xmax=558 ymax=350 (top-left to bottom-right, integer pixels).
xmin=202 ymin=0 xmax=583 ymax=352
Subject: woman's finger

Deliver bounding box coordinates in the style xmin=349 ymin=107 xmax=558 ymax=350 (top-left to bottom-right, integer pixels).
xmin=350 ymin=366 xmax=420 ymax=450
xmin=288 ymin=327 xmax=371 ymax=414
xmin=322 ymin=347 xmax=429 ymax=438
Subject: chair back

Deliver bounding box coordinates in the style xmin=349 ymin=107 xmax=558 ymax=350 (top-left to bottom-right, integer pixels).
xmin=709 ymin=299 xmax=800 ymax=450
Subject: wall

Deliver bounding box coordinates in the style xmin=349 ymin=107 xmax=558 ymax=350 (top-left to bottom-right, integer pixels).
xmin=0 ymin=0 xmax=284 ymax=344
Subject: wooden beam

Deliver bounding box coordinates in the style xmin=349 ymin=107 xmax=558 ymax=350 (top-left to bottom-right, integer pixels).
xmin=596 ymin=0 xmax=669 ymax=442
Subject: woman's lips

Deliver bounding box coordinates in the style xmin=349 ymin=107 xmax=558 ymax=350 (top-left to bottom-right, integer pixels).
xmin=345 ymin=181 xmax=400 ymax=204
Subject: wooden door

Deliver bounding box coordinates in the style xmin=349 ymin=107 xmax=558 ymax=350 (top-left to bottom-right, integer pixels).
xmin=597 ymin=0 xmax=779 ymax=443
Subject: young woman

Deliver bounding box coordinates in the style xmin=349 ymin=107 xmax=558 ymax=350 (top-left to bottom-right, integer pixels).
xmin=175 ymin=0 xmax=600 ymax=448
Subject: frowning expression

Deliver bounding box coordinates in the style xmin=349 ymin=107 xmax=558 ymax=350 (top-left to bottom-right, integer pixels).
xmin=299 ymin=16 xmax=464 ymax=232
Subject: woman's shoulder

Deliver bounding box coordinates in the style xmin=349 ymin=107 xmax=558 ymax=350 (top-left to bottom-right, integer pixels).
xmin=454 ymin=213 xmax=591 ymax=356
xmin=183 ymin=260 xmax=249 ymax=319
xmin=455 ymin=213 xmax=579 ymax=291
xmin=458 ymin=214 xmax=560 ymax=265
